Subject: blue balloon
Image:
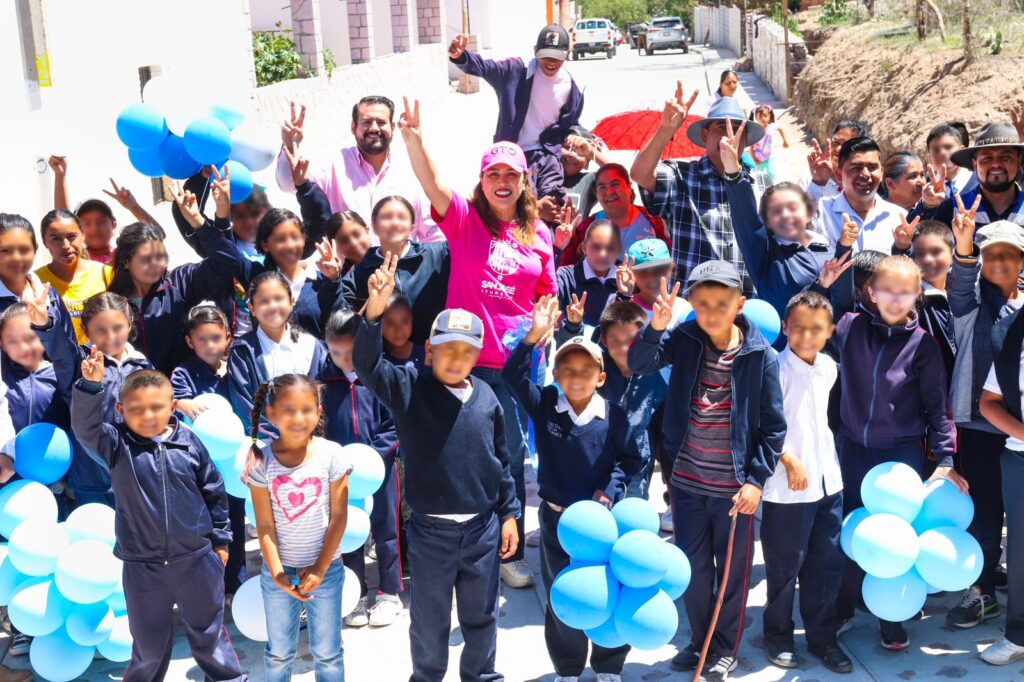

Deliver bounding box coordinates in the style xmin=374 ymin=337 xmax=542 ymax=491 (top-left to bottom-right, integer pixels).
xmin=915 ymin=527 xmax=984 ymax=592
xmin=8 ymin=578 xmax=70 ymax=636
xmin=96 ymin=613 xmax=132 ymax=662
xmin=65 ymin=503 xmax=116 ymax=548
xmin=742 ymin=299 xmax=781 ymax=345
xmin=65 ymin=602 xmax=115 ymax=646
xmin=13 ymin=423 xmax=72 ymax=484
xmin=613 ymin=585 xmax=679 ymax=650
xmin=157 ymin=135 xmax=201 ymax=180
xmin=0 ymin=480 xmax=58 ymax=537
xmin=610 ymin=531 xmax=670 ymax=588
xmin=851 ymin=513 xmax=919 ymax=578
xmin=230 ymin=576 xmax=267 ymax=641
xmin=221 ymin=160 xmax=254 ymax=204
xmin=862 ymin=571 xmax=928 ymax=623
xmin=0 ymin=544 xmax=30 ymax=606
xmin=338 ymin=443 xmax=385 ymax=499
xmin=550 ymin=564 xmax=620 ymax=630
xmin=913 ymin=479 xmax=974 ymax=533
xmin=350 ymin=495 xmax=375 ymax=515
xmin=8 ymin=518 xmax=68 ymax=576
xmin=861 ymin=461 xmax=924 ymax=522
xmin=210 ymin=102 xmax=246 ymax=131
xmin=184 ymin=116 xmax=232 ymax=165
xmin=105 ymin=583 xmax=126 ymax=613
xmin=840 ymin=507 xmax=871 ymax=558
xmin=611 ymin=498 xmax=660 ymax=536
xmin=340 ymin=506 xmax=371 ymax=554
xmin=115 ymin=102 xmax=168 ymax=151
xmin=29 ymin=626 xmax=95 ymax=682
xmin=656 ymin=542 xmax=691 ymax=600
xmin=191 ymin=409 xmax=245 ymax=462
xmin=128 ymin=146 xmax=163 ymax=178
xmin=55 ymin=540 xmax=121 ymax=604
xmin=585 ymin=616 xmax=627 ymax=649
xmin=222 ymin=463 xmax=250 ymax=499
xmin=557 ymin=500 xmax=620 ymax=563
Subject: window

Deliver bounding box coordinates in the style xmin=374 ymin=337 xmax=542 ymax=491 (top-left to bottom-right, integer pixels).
xmin=653 ymin=19 xmax=682 ymax=29
xmin=596 ymin=21 xmax=607 ymax=28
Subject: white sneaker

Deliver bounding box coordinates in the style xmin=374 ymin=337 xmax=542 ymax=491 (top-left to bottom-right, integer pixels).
xmin=660 ymin=508 xmax=674 ymax=533
xmin=500 ymin=560 xmax=534 ymax=588
xmin=246 ymin=523 xmax=257 ymax=539
xmin=344 ymin=596 xmax=369 ymax=628
xmin=596 ymin=674 xmax=622 ymax=682
xmin=8 ymin=632 xmax=31 ymax=656
xmin=525 ymin=529 xmax=541 ymax=547
xmin=368 ymin=593 xmax=402 ymax=627
xmin=981 ymin=637 xmax=1024 ymax=665
xmin=553 ymin=677 xmax=579 ymax=682
xmin=368 ymin=542 xmax=377 ymax=560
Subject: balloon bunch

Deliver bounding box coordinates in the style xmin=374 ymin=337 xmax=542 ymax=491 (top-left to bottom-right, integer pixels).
xmin=225 ymin=438 xmax=387 ymax=641
xmin=549 ymin=499 xmax=690 ymax=651
xmin=0 ymin=484 xmax=130 ymax=682
xmin=841 ymin=462 xmax=981 ymax=622
xmin=114 ymin=72 xmax=277 ymax=199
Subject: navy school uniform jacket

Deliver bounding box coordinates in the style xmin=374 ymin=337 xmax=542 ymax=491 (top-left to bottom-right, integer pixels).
xmin=627 ymin=315 xmax=786 ymax=489
xmin=227 ymin=329 xmax=328 ymax=439
xmin=384 ymin=344 xmax=426 ymax=373
xmin=170 ymin=356 xmax=228 ymax=400
xmin=317 ymin=361 xmax=399 ymax=464
xmin=920 ymin=287 xmax=956 ymax=384
xmin=502 ymin=340 xmax=642 ymax=507
xmin=353 ymin=318 xmax=520 ymax=519
xmin=337 ymin=242 xmax=450 ymax=345
xmin=450 ymin=50 xmax=584 ymax=157
xmin=599 ymin=350 xmax=668 ymax=467
xmin=556 ymin=262 xmax=619 ymax=328
xmin=131 ymin=218 xmax=240 ymax=375
xmin=0 ymin=284 xmax=74 ymax=350
xmin=71 ymin=379 xmax=231 ymax=563
xmin=34 ymin=317 xmax=153 ymax=495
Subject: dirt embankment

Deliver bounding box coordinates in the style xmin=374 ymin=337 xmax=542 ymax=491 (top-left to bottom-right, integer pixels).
xmin=792 ymin=23 xmax=1024 ymax=154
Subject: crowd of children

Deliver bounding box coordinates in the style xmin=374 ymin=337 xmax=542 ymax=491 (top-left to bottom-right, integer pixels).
xmin=4 ymin=19 xmax=1024 ymax=682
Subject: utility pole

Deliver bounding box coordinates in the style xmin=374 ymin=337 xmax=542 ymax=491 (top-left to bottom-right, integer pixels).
xmin=782 ymin=1 xmax=792 ymax=102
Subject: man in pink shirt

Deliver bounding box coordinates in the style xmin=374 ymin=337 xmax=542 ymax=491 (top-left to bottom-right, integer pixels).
xmin=276 ymin=96 xmax=441 ymax=244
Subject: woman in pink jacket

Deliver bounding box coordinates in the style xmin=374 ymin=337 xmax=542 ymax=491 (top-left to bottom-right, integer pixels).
xmin=400 ymin=97 xmax=556 ymax=588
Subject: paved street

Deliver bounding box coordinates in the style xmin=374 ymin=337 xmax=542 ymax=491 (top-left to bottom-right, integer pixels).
xmin=0 ymin=44 xmax=1011 ymax=682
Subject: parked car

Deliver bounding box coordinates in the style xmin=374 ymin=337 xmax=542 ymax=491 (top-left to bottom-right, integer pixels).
xmin=570 ymin=18 xmax=617 ymax=60
xmin=644 ymin=16 xmax=689 ymax=55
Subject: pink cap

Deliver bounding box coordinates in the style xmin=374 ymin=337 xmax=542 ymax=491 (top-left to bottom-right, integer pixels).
xmin=480 ymin=141 xmax=528 ymax=174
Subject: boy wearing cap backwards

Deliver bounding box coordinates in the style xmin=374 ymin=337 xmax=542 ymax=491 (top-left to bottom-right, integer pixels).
xmin=501 ymin=295 xmax=642 ymax=682
xmin=447 ymin=24 xmax=585 ymax=206
xmin=353 ymin=256 xmax=520 ymax=682
xmin=628 ymin=260 xmax=786 ymax=681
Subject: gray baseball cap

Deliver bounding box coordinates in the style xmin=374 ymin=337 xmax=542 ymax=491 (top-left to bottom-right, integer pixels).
xmin=684 ymin=260 xmax=743 ymax=296
xmin=977 ymin=220 xmax=1024 ymax=254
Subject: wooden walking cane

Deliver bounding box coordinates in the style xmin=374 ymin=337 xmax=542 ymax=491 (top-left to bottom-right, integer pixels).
xmin=692 ymin=511 xmax=740 ymax=682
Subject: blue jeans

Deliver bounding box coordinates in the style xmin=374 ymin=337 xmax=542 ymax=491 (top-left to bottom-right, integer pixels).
xmin=472 ymin=365 xmax=527 ymax=562
xmin=260 ymin=560 xmax=345 ymax=681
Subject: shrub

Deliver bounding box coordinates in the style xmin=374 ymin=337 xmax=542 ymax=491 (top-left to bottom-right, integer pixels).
xmin=253 ymin=25 xmax=304 ymax=87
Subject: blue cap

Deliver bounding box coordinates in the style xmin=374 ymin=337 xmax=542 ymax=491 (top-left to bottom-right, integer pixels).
xmin=627 ymin=239 xmax=673 ymax=270
xmin=430 ymin=309 xmax=484 ymax=349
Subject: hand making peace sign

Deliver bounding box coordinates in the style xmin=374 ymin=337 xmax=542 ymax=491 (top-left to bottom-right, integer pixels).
xmin=952 ymin=193 xmax=983 ymax=257
xmin=719 ymin=118 xmax=748 ymax=175
xmin=651 ymin=277 xmax=681 ymax=332
xmin=660 ymin=80 xmax=699 ymax=134
xmin=892 ymin=213 xmax=920 ymax=252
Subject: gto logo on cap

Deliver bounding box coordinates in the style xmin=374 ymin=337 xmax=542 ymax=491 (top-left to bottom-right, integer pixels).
xmin=446 ymin=309 xmax=474 ymax=332
xmin=545 ymin=31 xmax=560 ymax=46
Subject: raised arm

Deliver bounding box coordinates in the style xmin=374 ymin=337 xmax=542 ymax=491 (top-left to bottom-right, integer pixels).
xmin=70 ymin=347 xmax=119 ymax=467
xmin=398 ymin=97 xmax=452 ymax=219
xmin=28 ymin=281 xmax=85 ymax=402
xmin=947 ymin=194 xmax=983 ymax=317
xmin=627 ymin=277 xmax=682 ymax=375
xmin=720 ymin=120 xmax=769 ymax=283
xmin=104 ymin=177 xmax=164 ymax=234
xmin=447 ymin=34 xmax=523 ymax=86
xmin=49 ymin=156 xmax=70 ymax=210
xmin=170 ymin=172 xmax=215 ymax=258
xmin=630 ymin=81 xmax=698 ymax=193
xmin=501 ymin=296 xmax=560 ymax=420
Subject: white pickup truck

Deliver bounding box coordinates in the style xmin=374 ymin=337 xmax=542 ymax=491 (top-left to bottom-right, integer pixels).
xmin=571 ymin=18 xmax=617 ymax=60
xmin=644 ymin=16 xmax=689 ymax=55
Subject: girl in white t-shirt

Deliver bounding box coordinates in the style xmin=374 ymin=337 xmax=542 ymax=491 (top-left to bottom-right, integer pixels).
xmin=247 ymin=373 xmax=352 ymax=682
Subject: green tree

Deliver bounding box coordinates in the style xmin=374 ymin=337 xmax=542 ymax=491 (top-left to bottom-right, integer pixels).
xmin=579 ymin=0 xmax=696 ymax=29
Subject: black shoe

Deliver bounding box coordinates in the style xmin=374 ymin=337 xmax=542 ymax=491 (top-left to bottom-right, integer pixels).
xmin=879 ymin=620 xmax=909 ymax=650
xmin=671 ymin=641 xmax=700 ymax=671
xmin=995 ymin=564 xmax=1008 ymax=592
xmin=700 ymin=655 xmax=738 ymax=681
xmin=946 ymin=586 xmax=1000 ymax=628
xmin=766 ymin=641 xmax=799 ymax=668
xmin=809 ymin=643 xmax=854 ymax=673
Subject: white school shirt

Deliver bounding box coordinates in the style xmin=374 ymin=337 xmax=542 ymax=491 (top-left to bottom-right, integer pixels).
xmin=555 ymin=393 xmax=607 ymax=426
xmin=581 ymin=259 xmax=616 ymax=284
xmin=257 ymin=326 xmax=318 ymax=378
xmin=804 ymin=177 xmax=839 ymax=205
xmin=813 ymin=191 xmax=906 ymax=254
xmin=984 ymin=358 xmax=1024 ymax=451
xmin=762 ymin=348 xmax=844 ymax=504
xmin=518 ymin=59 xmax=571 ymax=151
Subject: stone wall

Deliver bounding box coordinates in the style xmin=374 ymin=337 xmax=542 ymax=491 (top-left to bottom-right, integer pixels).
xmin=746 ymin=13 xmax=807 ymax=103
xmin=693 ymin=5 xmax=743 ymax=57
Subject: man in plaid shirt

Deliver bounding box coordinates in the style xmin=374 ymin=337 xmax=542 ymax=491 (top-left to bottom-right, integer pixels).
xmin=631 ymin=85 xmax=769 ymax=295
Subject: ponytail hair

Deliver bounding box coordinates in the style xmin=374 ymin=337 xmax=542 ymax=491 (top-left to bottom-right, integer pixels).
xmin=245 ymin=374 xmax=325 ymax=476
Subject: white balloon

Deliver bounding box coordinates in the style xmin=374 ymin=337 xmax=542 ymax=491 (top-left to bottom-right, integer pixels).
xmin=231 ymin=576 xmax=267 ymax=641
xmin=141 ymin=74 xmax=176 ymax=112
xmin=341 ymin=567 xmax=361 ymax=617
xmin=192 ymin=394 xmax=234 ymax=417
xmin=229 ymin=122 xmax=278 ymax=171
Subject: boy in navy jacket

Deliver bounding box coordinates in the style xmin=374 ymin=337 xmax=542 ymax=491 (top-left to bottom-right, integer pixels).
xmin=448 ymin=24 xmax=584 ymax=204
xmin=628 ymin=261 xmax=786 ymax=679
xmin=502 ymin=295 xmax=641 ymax=680
xmin=71 ymin=361 xmax=244 ymax=682
xmin=318 ymin=308 xmax=402 ymax=628
xmin=353 ymin=256 xmax=519 ymax=682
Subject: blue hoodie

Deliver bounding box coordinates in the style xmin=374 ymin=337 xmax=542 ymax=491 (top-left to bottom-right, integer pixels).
xmin=227 ymin=329 xmax=328 ymax=439
xmin=317 ymin=361 xmax=399 ymax=464
xmin=71 ymin=379 xmax=231 ymax=563
xmin=627 ymin=315 xmax=785 ymax=489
